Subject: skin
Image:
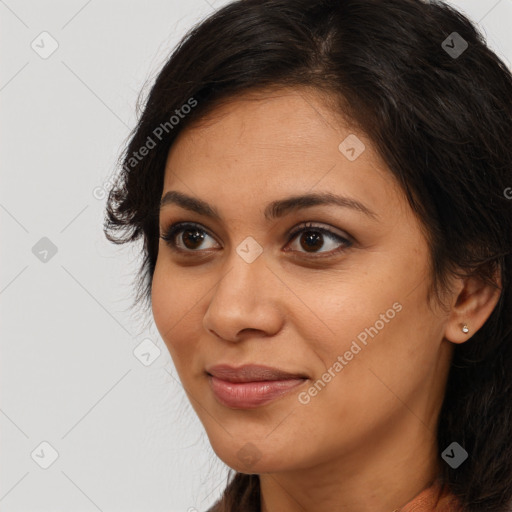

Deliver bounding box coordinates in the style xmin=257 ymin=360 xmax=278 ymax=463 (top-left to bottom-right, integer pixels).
xmin=151 ymin=87 xmax=501 ymax=512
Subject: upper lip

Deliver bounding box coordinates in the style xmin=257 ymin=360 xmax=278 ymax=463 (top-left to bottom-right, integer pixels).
xmin=206 ymin=364 xmax=308 ymax=383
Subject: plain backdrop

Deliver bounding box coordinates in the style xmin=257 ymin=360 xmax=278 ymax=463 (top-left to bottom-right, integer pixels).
xmin=1 ymin=1 xmax=511 ymax=511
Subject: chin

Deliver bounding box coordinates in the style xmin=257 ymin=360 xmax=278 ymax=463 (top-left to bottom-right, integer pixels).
xmin=222 ymin=455 xmax=282 ymax=474
xmin=212 ymin=439 xmax=301 ymax=474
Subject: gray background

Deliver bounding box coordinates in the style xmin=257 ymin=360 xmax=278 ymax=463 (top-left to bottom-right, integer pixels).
xmin=1 ymin=1 xmax=511 ymax=511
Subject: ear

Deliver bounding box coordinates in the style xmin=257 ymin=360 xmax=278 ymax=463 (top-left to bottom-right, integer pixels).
xmin=444 ymin=269 xmax=502 ymax=344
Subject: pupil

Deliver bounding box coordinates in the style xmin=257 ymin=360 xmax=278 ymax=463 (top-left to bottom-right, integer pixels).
xmin=301 ymin=231 xmax=323 ymax=252
xmin=183 ymin=229 xmax=204 ymax=249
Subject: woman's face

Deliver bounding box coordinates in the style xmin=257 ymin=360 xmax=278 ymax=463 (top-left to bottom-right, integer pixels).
xmin=151 ymin=87 xmax=455 ymax=477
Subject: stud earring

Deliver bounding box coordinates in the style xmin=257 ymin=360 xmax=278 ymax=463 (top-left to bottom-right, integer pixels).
xmin=461 ymin=323 xmax=469 ymax=334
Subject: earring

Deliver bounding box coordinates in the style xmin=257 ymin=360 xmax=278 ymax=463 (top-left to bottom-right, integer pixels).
xmin=461 ymin=323 xmax=469 ymax=334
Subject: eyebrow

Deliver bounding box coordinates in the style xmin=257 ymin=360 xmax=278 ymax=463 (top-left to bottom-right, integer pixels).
xmin=159 ymin=190 xmax=379 ymax=221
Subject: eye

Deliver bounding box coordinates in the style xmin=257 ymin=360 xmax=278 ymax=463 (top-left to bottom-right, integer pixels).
xmin=285 ymin=221 xmax=352 ymax=257
xmin=160 ymin=222 xmax=219 ymax=252
xmin=160 ymin=221 xmax=353 ymax=258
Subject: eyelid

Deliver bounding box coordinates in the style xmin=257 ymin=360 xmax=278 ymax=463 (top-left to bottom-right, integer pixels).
xmin=287 ymin=221 xmax=352 ymax=244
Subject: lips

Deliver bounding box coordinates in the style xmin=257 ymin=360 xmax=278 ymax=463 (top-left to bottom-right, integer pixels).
xmin=205 ymin=364 xmax=308 ymax=383
xmin=205 ymin=364 xmax=309 ymax=409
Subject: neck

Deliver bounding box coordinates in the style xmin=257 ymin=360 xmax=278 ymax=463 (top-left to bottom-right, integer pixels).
xmin=259 ymin=415 xmax=441 ymax=512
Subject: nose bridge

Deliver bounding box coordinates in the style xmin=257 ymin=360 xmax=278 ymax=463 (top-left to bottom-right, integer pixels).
xmin=215 ymin=244 xmax=268 ymax=307
xmin=203 ymin=244 xmax=281 ymax=340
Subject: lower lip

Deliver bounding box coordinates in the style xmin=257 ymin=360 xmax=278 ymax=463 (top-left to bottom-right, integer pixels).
xmin=208 ymin=375 xmax=307 ymax=409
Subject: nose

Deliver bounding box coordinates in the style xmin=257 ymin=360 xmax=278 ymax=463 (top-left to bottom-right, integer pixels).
xmin=202 ymin=249 xmax=283 ymax=343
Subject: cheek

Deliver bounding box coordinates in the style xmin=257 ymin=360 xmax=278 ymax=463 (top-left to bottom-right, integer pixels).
xmin=295 ymin=256 xmax=437 ymax=386
xmin=289 ymin=271 xmax=403 ymax=361
xmin=151 ymin=262 xmax=172 ymax=339
xmin=151 ymin=260 xmax=200 ymax=362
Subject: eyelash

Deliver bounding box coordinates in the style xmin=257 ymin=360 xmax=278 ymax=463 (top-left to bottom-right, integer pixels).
xmin=159 ymin=221 xmax=353 ymax=259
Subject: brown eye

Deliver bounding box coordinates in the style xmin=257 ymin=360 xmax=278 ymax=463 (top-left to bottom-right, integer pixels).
xmin=298 ymin=231 xmax=324 ymax=252
xmin=286 ymin=222 xmax=352 ymax=257
xmin=160 ymin=223 xmax=219 ymax=252
xmin=180 ymin=228 xmax=205 ymax=250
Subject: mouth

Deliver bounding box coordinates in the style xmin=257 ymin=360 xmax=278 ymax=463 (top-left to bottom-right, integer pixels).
xmin=205 ymin=364 xmax=309 ymax=409
xmin=206 ymin=364 xmax=309 ymax=382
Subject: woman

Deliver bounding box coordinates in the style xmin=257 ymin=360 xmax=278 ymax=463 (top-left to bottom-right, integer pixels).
xmin=103 ymin=0 xmax=512 ymax=510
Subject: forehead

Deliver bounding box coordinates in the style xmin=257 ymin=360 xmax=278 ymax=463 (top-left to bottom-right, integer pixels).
xmin=162 ymin=87 xmax=406 ymax=219
xmin=168 ymin=87 xmax=357 ymax=161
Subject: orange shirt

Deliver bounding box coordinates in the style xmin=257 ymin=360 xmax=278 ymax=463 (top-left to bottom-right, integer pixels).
xmin=207 ymin=476 xmax=464 ymax=512
xmin=395 ymin=477 xmax=463 ymax=512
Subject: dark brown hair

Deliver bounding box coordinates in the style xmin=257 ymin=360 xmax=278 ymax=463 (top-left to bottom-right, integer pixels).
xmin=103 ymin=0 xmax=512 ymax=510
